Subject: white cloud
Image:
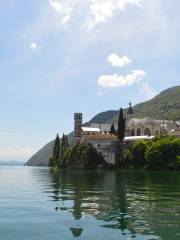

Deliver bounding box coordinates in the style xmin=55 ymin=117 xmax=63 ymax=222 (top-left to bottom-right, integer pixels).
xmin=49 ymin=0 xmax=73 ymax=24
xmin=108 ymin=53 xmax=131 ymax=67
xmin=49 ymin=0 xmax=62 ymax=13
xmin=98 ymin=70 xmax=146 ymax=88
xmin=48 ymin=0 xmax=144 ymax=29
xmin=140 ymin=82 xmax=157 ymax=100
xmin=0 ymin=147 xmax=35 ymax=160
xmin=86 ymin=0 xmax=143 ymax=29
xmin=30 ymin=42 xmax=37 ymax=50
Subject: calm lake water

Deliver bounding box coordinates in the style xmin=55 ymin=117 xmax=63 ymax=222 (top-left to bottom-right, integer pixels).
xmin=0 ymin=167 xmax=179 ymax=240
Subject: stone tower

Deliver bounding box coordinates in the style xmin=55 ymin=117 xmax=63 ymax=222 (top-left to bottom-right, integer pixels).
xmin=74 ymin=113 xmax=82 ymax=145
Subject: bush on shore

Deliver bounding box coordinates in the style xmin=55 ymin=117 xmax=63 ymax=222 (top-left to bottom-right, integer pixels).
xmin=119 ymin=137 xmax=180 ymax=170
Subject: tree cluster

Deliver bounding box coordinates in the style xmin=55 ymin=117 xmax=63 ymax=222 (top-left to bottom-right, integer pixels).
xmin=118 ymin=137 xmax=180 ymax=170
xmin=48 ymin=133 xmax=69 ymax=168
xmin=49 ymin=134 xmax=105 ymax=169
xmin=63 ymin=143 xmax=105 ymax=169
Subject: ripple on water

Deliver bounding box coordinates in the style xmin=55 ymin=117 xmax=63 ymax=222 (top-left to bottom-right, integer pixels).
xmin=0 ymin=167 xmax=179 ymax=240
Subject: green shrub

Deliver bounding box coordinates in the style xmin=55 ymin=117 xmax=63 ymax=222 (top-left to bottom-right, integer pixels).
xmin=145 ymin=137 xmax=180 ymax=170
xmin=131 ymin=141 xmax=148 ymax=167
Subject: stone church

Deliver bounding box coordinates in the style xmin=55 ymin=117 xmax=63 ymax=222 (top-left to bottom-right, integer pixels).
xmin=126 ymin=102 xmax=180 ymax=137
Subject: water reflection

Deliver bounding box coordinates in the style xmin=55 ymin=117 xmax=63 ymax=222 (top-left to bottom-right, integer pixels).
xmin=44 ymin=169 xmax=180 ymax=239
xmin=70 ymin=227 xmax=83 ymax=237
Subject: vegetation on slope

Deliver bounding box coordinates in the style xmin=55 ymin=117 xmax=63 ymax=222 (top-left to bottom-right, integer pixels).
xmin=89 ymin=85 xmax=180 ymax=124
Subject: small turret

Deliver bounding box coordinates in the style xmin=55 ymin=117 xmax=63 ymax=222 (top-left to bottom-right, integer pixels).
xmin=127 ymin=102 xmax=134 ymax=115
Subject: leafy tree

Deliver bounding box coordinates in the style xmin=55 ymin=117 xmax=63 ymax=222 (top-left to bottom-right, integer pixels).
xmin=131 ymin=141 xmax=148 ymax=167
xmin=117 ymin=137 xmax=180 ymax=170
xmin=145 ymin=137 xmax=180 ymax=170
xmin=64 ymin=143 xmax=105 ymax=169
xmin=118 ymin=108 xmax=126 ymax=142
xmin=110 ymin=123 xmax=116 ymax=135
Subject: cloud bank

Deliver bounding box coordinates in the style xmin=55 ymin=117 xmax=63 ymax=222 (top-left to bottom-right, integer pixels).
xmin=49 ymin=0 xmax=143 ymax=28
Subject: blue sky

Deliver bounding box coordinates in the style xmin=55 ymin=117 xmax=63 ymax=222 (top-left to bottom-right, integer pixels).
xmin=0 ymin=0 xmax=179 ymax=161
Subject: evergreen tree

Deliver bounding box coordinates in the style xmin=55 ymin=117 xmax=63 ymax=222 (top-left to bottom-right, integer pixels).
xmin=110 ymin=123 xmax=116 ymax=135
xmin=51 ymin=134 xmax=60 ymax=167
xmin=61 ymin=134 xmax=69 ymax=149
xmin=65 ymin=135 xmax=69 ymax=148
xmin=59 ymin=134 xmax=69 ymax=168
xmin=118 ymin=108 xmax=126 ymax=142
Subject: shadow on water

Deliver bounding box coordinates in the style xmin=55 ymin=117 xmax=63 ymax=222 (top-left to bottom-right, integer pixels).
xmin=33 ymin=168 xmax=180 ymax=239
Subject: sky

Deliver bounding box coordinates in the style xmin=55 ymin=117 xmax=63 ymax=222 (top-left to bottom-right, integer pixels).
xmin=0 ymin=0 xmax=179 ymax=161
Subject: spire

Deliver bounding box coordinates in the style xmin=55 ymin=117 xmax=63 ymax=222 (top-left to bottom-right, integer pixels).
xmin=127 ymin=101 xmax=134 ymax=115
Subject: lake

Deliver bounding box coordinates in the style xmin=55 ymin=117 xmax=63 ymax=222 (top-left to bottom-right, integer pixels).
xmin=0 ymin=167 xmax=179 ymax=240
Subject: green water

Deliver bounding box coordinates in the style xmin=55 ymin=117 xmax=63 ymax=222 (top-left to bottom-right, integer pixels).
xmin=0 ymin=167 xmax=179 ymax=240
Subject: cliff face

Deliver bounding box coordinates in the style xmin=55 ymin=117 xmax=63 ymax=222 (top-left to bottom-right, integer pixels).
xmin=25 ymin=85 xmax=180 ymax=166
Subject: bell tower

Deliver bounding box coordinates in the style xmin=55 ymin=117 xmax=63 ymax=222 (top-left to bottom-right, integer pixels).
xmin=74 ymin=113 xmax=82 ymax=145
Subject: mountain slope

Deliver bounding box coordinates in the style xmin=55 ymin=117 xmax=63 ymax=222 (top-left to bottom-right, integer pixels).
xmin=90 ymin=85 xmax=180 ymax=124
xmin=25 ymin=140 xmax=55 ymax=166
xmin=25 ymin=85 xmax=180 ymax=166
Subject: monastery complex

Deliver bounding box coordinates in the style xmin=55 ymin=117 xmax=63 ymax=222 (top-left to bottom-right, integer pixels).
xmin=73 ymin=104 xmax=180 ymax=164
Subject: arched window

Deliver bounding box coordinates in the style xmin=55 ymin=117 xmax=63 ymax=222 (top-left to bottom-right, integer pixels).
xmin=131 ymin=129 xmax=135 ymax=136
xmin=137 ymin=128 xmax=141 ymax=136
xmin=144 ymin=128 xmax=151 ymax=136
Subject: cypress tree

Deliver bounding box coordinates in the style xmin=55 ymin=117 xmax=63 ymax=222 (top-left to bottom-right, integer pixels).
xmin=52 ymin=134 xmax=60 ymax=167
xmin=118 ymin=108 xmax=126 ymax=142
xmin=59 ymin=134 xmax=69 ymax=168
xmin=65 ymin=135 xmax=69 ymax=148
xmin=110 ymin=123 xmax=116 ymax=135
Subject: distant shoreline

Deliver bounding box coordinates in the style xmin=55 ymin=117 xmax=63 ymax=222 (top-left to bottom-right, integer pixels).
xmin=0 ymin=161 xmax=24 ymax=166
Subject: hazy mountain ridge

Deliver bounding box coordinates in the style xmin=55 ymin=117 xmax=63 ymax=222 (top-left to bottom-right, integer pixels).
xmin=25 ymin=85 xmax=180 ymax=166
